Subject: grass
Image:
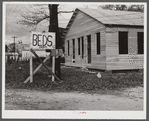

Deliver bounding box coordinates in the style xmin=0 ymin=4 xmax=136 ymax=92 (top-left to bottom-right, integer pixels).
xmin=5 ymin=61 xmax=144 ymax=92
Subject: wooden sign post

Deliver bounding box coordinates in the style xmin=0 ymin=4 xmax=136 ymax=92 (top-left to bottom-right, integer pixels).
xmin=30 ymin=51 xmax=33 ymax=83
xmin=52 ymin=56 xmax=55 ymax=81
xmin=51 ymin=49 xmax=56 ymax=82
xmin=50 ymin=49 xmax=63 ymax=82
xmin=26 ymin=31 xmax=56 ymax=83
xmin=24 ymin=55 xmax=50 ymax=83
xmin=29 ymin=32 xmax=33 ymax=83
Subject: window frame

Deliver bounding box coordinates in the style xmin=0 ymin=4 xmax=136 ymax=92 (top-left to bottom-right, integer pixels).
xmin=119 ymin=31 xmax=128 ymax=54
xmin=78 ymin=38 xmax=80 ymax=55
xmin=137 ymin=32 xmax=144 ymax=54
xmin=96 ymin=32 xmax=101 ymax=55
xmin=81 ymin=37 xmax=84 ymax=59
xmin=67 ymin=41 xmax=69 ymax=56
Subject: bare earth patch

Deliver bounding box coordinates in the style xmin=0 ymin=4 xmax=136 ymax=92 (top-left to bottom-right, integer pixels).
xmin=5 ymin=86 xmax=143 ymax=110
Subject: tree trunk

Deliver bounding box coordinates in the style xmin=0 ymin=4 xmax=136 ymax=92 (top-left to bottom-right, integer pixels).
xmin=49 ymin=4 xmax=61 ymax=79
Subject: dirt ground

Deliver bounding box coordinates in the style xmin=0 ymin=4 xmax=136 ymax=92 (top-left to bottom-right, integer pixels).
xmin=5 ymin=87 xmax=144 ymax=110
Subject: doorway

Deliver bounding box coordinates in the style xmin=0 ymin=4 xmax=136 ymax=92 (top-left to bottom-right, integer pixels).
xmin=87 ymin=35 xmax=91 ymax=63
xmin=72 ymin=39 xmax=75 ymax=63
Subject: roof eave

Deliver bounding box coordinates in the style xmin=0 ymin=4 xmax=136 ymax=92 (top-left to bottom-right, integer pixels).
xmin=105 ymin=24 xmax=144 ymax=28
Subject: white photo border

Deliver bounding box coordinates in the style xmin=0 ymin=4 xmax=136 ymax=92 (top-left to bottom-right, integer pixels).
xmin=2 ymin=1 xmax=147 ymax=119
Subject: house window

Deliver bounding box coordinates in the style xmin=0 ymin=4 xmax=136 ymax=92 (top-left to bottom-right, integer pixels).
xmin=119 ymin=31 xmax=128 ymax=54
xmin=72 ymin=39 xmax=75 ymax=63
xmin=96 ymin=32 xmax=100 ymax=54
xmin=68 ymin=41 xmax=69 ymax=56
xmin=81 ymin=37 xmax=84 ymax=59
xmin=138 ymin=32 xmax=144 ymax=54
xmin=78 ymin=38 xmax=80 ymax=55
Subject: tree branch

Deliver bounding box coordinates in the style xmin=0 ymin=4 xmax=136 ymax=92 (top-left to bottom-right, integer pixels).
xmin=58 ymin=11 xmax=74 ymax=14
xmin=19 ymin=15 xmax=50 ymax=27
xmin=19 ymin=4 xmax=74 ymax=27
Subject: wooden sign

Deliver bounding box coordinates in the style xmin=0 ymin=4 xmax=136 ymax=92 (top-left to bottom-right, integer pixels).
xmin=30 ymin=31 xmax=55 ymax=50
xmin=25 ymin=49 xmax=61 ymax=84
xmin=58 ymin=49 xmax=63 ymax=56
xmin=50 ymin=49 xmax=63 ymax=57
xmin=51 ymin=49 xmax=56 ymax=56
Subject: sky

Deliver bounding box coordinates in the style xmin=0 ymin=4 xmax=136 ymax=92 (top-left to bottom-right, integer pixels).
xmin=4 ymin=2 xmax=101 ymax=45
xmin=4 ymin=2 xmax=144 ymax=45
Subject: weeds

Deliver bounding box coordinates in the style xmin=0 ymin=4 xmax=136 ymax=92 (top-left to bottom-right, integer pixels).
xmin=5 ymin=61 xmax=143 ymax=92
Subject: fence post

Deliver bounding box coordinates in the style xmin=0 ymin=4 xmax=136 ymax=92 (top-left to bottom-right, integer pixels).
xmin=30 ymin=50 xmax=33 ymax=83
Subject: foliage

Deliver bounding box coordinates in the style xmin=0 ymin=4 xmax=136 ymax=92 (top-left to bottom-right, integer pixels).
xmin=100 ymin=4 xmax=144 ymax=12
xmin=7 ymin=43 xmax=20 ymax=53
xmin=19 ymin=4 xmax=73 ymax=27
xmin=127 ymin=5 xmax=144 ymax=12
xmin=19 ymin=4 xmax=144 ymax=28
xmin=5 ymin=45 xmax=8 ymax=52
xmin=19 ymin=4 xmax=50 ymax=27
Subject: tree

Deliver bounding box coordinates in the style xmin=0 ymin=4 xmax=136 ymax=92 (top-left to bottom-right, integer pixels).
xmin=8 ymin=43 xmax=19 ymax=53
xmin=19 ymin=4 xmax=74 ymax=79
xmin=19 ymin=4 xmax=50 ymax=27
xmin=127 ymin=5 xmax=144 ymax=12
xmin=5 ymin=45 xmax=8 ymax=52
xmin=100 ymin=4 xmax=144 ymax=12
xmin=19 ymin=4 xmax=74 ymax=27
xmin=49 ymin=4 xmax=61 ymax=79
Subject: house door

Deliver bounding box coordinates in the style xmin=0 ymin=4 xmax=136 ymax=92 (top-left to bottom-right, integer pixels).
xmin=87 ymin=35 xmax=91 ymax=63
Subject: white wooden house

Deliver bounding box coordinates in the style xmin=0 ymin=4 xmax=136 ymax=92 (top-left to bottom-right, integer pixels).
xmin=64 ymin=8 xmax=144 ymax=70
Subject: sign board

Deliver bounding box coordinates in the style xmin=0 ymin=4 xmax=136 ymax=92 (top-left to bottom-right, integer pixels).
xmin=51 ymin=49 xmax=56 ymax=56
xmin=50 ymin=49 xmax=63 ymax=57
xmin=58 ymin=49 xmax=63 ymax=56
xmin=30 ymin=31 xmax=55 ymax=50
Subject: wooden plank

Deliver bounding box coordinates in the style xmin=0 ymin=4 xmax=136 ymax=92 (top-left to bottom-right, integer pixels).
xmin=23 ymin=49 xmax=47 ymax=51
xmin=106 ymin=27 xmax=143 ymax=33
xmin=105 ymin=32 xmax=144 ymax=71
xmin=107 ymin=61 xmax=144 ymax=70
xmin=52 ymin=56 xmax=55 ymax=82
xmin=64 ymin=11 xmax=106 ymax=70
xmin=66 ymin=11 xmax=105 ymax=38
xmin=24 ymin=55 xmax=50 ymax=83
xmin=30 ymin=49 xmax=60 ymax=83
xmin=30 ymin=51 xmax=33 ymax=83
xmin=107 ymin=65 xmax=143 ymax=70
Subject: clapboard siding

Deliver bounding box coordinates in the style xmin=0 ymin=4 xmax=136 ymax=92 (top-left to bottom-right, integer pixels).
xmin=65 ymin=11 xmax=105 ymax=38
xmin=106 ymin=27 xmax=144 ymax=70
xmin=65 ymin=11 xmax=106 ymax=69
xmin=65 ymin=9 xmax=144 ymax=71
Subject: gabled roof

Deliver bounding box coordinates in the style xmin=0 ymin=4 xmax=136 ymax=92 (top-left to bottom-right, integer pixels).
xmin=64 ymin=8 xmax=144 ymax=35
xmin=78 ymin=8 xmax=144 ymax=26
